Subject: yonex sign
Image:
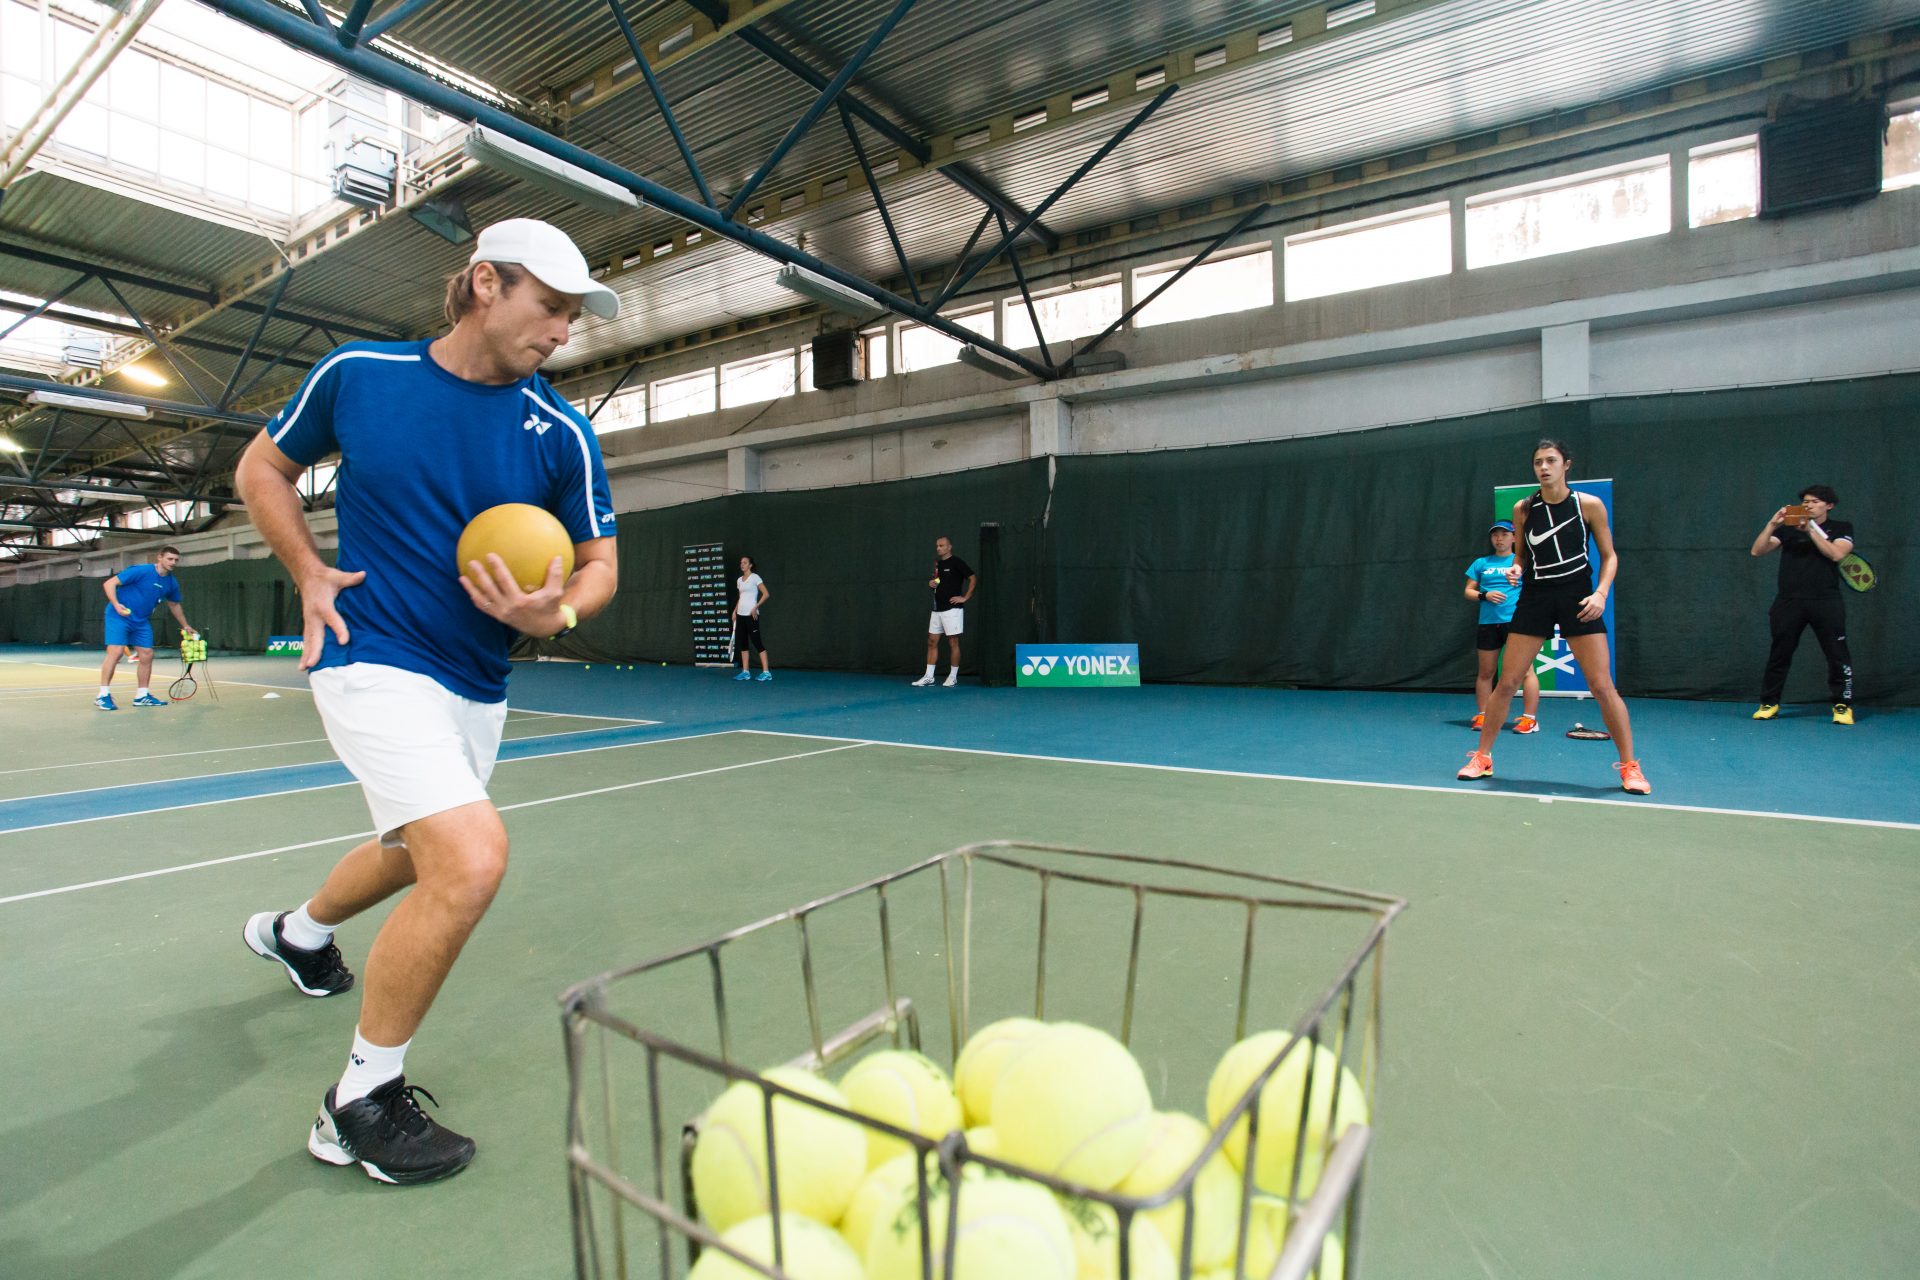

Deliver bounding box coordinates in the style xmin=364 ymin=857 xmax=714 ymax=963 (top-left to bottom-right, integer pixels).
xmin=266 ymin=635 xmax=304 ymax=656
xmin=1016 ymin=644 xmax=1141 ymax=688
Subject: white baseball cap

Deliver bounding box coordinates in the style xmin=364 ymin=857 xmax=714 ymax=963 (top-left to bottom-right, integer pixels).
xmin=470 ymin=218 xmax=620 ymax=320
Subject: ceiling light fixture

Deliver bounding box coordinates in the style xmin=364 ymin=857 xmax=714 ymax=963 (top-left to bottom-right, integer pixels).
xmin=25 ymin=389 xmax=153 ymax=419
xmin=409 ymin=195 xmax=474 ymax=244
xmin=774 ymin=263 xmax=874 ymax=317
xmin=462 ymin=127 xmax=639 ymax=215
xmin=958 ymin=343 xmax=1032 ymax=382
xmin=120 ymin=364 xmax=167 ymax=387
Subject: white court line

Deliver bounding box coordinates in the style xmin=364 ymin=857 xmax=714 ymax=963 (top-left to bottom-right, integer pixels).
xmin=19 ymin=660 xmax=658 ymax=724
xmin=0 ymin=740 xmax=865 ymax=906
xmin=498 ymin=706 xmax=658 ymax=725
xmin=0 ymin=735 xmax=335 ymax=777
xmin=0 ymin=711 xmax=646 ymax=783
xmin=738 ymin=730 xmax=1920 ymax=833
xmin=0 ymin=684 xmax=105 ymax=696
xmin=0 ymin=728 xmax=786 ymax=835
xmin=0 ymin=721 xmax=641 ymax=805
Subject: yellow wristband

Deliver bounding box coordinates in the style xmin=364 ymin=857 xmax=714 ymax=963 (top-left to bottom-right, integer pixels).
xmin=553 ymin=603 xmax=578 ymax=637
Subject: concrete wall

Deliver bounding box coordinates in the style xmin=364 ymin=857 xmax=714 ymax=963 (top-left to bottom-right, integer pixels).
xmin=8 ymin=95 xmax=1920 ymax=586
xmin=584 ymin=175 xmax=1920 ymax=517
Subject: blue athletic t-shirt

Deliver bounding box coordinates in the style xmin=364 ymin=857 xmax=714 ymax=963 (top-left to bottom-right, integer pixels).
xmin=266 ymin=339 xmax=615 ymax=703
xmin=1464 ymin=555 xmax=1521 ymax=624
xmin=108 ymin=562 xmax=182 ymax=619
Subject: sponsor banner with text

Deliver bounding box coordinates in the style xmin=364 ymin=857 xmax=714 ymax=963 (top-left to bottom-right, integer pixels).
xmin=266 ymin=635 xmax=304 ymax=656
xmin=1017 ymin=643 xmax=1141 ymax=688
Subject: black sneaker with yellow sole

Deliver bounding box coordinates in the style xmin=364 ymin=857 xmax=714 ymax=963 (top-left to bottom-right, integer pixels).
xmin=309 ymin=1077 xmax=476 ymax=1185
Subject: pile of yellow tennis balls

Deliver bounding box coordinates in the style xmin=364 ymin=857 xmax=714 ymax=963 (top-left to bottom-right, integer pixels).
xmin=686 ymin=1019 xmax=1365 ymax=1279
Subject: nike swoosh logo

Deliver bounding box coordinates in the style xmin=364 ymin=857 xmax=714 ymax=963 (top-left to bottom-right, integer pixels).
xmin=1528 ymin=514 xmax=1580 ymax=546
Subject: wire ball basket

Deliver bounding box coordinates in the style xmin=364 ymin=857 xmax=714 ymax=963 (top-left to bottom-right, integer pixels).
xmin=559 ymin=841 xmax=1405 ymax=1280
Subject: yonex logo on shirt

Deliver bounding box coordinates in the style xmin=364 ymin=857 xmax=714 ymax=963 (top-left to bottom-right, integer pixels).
xmin=523 ymin=414 xmax=551 ymax=436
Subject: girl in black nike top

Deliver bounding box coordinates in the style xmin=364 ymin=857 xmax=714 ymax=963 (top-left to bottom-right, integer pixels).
xmin=1458 ymin=439 xmax=1649 ymax=794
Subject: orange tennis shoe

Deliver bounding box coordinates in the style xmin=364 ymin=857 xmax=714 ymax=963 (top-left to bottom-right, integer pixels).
xmin=1457 ymin=750 xmax=1493 ymax=780
xmin=1512 ymin=714 xmax=1540 ymax=734
xmin=1470 ymin=712 xmax=1486 ymax=730
xmin=1614 ymin=760 xmax=1651 ymax=794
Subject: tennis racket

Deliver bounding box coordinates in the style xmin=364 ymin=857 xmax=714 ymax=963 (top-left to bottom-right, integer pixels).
xmin=171 ymin=633 xmax=216 ymax=701
xmin=1566 ymin=722 xmax=1611 ymax=740
xmin=1838 ymin=552 xmax=1876 ymax=593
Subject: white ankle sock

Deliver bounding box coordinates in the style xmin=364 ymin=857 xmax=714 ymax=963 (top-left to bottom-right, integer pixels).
xmin=280 ymin=900 xmax=333 ymax=951
xmin=136 ymin=687 xmax=149 ymax=698
xmin=923 ymin=664 xmax=936 ymax=678
xmin=99 ymin=686 xmax=111 ymax=697
xmin=336 ymin=1029 xmax=409 ymax=1105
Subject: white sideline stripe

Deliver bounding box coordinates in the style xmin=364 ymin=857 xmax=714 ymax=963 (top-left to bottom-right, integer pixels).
xmin=738 ymin=731 xmax=1920 ymax=833
xmin=0 ymin=739 xmax=864 ymax=906
xmin=0 ymin=729 xmax=762 ymax=835
xmin=501 ymin=706 xmax=658 ymax=725
xmin=0 ymin=712 xmax=650 ymax=781
xmin=24 ymin=660 xmax=657 ymax=723
xmin=0 ymin=684 xmax=105 ymax=695
xmin=0 ymin=722 xmax=629 ymax=804
xmin=0 ymin=735 xmax=335 ymax=777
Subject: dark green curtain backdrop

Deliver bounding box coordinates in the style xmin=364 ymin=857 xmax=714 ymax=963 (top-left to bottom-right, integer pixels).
xmin=2 ymin=377 xmax=1912 ymax=703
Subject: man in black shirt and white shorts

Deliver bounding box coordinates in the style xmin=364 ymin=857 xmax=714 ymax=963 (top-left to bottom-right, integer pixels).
xmin=1749 ymin=484 xmax=1856 ymax=724
xmin=911 ymin=535 xmax=975 ymax=687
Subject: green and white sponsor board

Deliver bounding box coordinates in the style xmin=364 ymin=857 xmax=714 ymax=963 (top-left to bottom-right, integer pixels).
xmin=1016 ymin=644 xmax=1141 ymax=688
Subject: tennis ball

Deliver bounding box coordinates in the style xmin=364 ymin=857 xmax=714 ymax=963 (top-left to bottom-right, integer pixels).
xmin=691 ymin=1067 xmax=867 ymax=1233
xmin=840 ymin=1150 xmax=933 ymax=1260
xmin=1206 ymin=1034 xmax=1367 ymax=1200
xmin=865 ymin=1174 xmax=1076 ymax=1280
xmin=991 ymin=1022 xmax=1153 ymax=1190
xmin=1225 ymin=1198 xmax=1346 ymax=1280
xmin=1057 ymin=1193 xmax=1177 ymax=1280
xmin=456 ymin=502 xmax=573 ymax=592
xmin=840 ymin=1049 xmax=964 ymax=1169
xmin=1114 ymin=1112 xmax=1242 ymax=1268
xmin=963 ymin=1126 xmax=1000 ymax=1158
xmin=688 ymin=1213 xmax=865 ymax=1280
xmin=953 ymin=1017 xmax=1044 ymax=1127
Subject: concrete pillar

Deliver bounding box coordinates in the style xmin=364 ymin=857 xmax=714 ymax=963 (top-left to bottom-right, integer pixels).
xmin=1670 ymin=143 xmax=1691 ymax=233
xmin=1450 ymin=191 xmax=1470 ymax=273
xmin=1271 ymin=233 xmax=1288 ymax=304
xmin=1028 ymin=396 xmax=1071 ymax=458
xmin=1541 ymin=321 xmax=1591 ymax=399
xmin=726 ymin=446 xmax=761 ymax=494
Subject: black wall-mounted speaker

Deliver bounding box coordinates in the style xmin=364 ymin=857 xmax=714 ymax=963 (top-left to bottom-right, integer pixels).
xmin=811 ymin=329 xmax=863 ymax=389
xmin=1759 ymin=97 xmax=1885 ymax=218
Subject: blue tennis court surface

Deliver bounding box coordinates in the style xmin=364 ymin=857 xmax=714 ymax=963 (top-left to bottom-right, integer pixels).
xmin=7 ymin=648 xmax=1905 ymax=832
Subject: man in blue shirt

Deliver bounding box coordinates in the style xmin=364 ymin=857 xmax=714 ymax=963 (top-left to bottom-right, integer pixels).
xmin=97 ymin=546 xmax=196 ymax=710
xmin=1462 ymin=520 xmax=1540 ymax=733
xmin=234 ymin=219 xmax=620 ymax=1186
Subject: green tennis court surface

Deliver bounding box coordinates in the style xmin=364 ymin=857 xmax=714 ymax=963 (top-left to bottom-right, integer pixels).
xmin=2 ymin=670 xmax=1915 ymax=1278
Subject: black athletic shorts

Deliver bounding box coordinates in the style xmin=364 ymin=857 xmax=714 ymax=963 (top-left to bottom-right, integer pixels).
xmin=731 ymin=613 xmax=764 ymax=653
xmin=1475 ymin=623 xmax=1511 ymax=652
xmin=1508 ymin=582 xmax=1606 ymax=638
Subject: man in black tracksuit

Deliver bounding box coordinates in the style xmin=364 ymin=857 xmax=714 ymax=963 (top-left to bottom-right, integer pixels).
xmin=1750 ymin=484 xmax=1856 ymax=724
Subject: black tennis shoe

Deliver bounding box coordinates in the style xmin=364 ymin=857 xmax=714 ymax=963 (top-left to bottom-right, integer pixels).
xmin=244 ymin=910 xmax=354 ymax=997
xmin=309 ymin=1077 xmax=477 ymax=1185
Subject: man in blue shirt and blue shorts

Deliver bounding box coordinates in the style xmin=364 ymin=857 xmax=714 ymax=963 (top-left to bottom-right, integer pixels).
xmin=234 ymin=219 xmax=620 ymax=1185
xmin=96 ymin=546 xmax=196 ymax=709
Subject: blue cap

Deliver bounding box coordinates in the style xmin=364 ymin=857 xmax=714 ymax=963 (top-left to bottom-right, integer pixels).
xmin=1488 ymin=520 xmax=1514 ymax=534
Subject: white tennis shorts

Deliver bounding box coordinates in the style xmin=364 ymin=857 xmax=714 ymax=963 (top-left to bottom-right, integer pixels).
xmin=310 ymin=663 xmax=508 ymax=845
xmin=928 ymin=607 xmax=965 ymax=636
